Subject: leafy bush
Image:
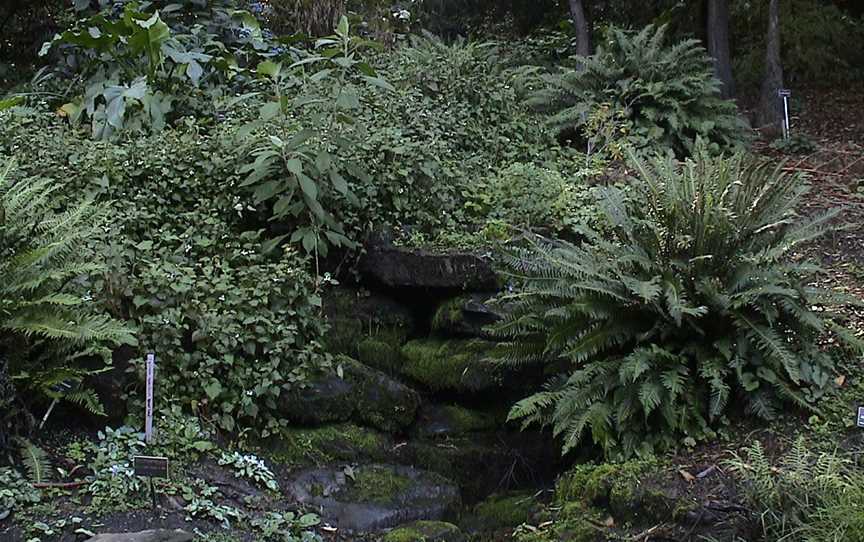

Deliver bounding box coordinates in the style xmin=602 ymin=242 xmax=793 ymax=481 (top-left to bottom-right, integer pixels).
xmin=525 ymin=24 xmax=748 ymax=157
xmin=0 ymin=112 xmax=333 ymax=436
xmin=0 ymin=159 xmax=134 ymax=418
xmin=466 ymin=163 xmax=596 ymax=233
xmin=493 ymin=147 xmax=856 ymax=458
xmin=727 ymin=437 xmax=864 ymax=541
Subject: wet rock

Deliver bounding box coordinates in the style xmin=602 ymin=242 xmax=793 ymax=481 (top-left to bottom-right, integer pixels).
xmin=86 ymin=530 xmax=193 ymax=542
xmin=89 ymin=345 xmax=137 ymax=424
xmin=400 ymin=339 xmax=500 ymax=392
xmin=280 ymin=358 xmax=421 ymax=433
xmin=431 ymin=293 xmax=507 ymax=339
xmin=383 ymin=521 xmax=466 ymax=542
xmin=360 ymin=242 xmax=498 ymax=291
xmin=285 ymin=464 xmax=461 ymax=532
xmin=394 ymin=431 xmax=560 ymax=502
xmin=411 ymin=404 xmax=500 ymax=439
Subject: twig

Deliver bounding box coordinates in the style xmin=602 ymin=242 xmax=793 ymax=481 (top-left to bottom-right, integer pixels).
xmin=33 ymin=481 xmax=87 ymax=489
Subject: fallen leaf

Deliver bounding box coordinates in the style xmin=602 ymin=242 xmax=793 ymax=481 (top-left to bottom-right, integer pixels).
xmin=679 ymin=469 xmax=696 ymax=483
xmin=604 ymin=516 xmax=615 ymax=527
xmin=835 ymin=374 xmax=846 ymax=386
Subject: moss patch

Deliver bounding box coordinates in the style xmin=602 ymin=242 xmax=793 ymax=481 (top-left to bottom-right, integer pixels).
xmin=555 ymin=460 xmax=654 ymax=505
xmin=357 ymin=334 xmax=405 ymax=374
xmin=471 ymin=492 xmax=537 ymax=529
xmin=341 ymin=465 xmax=412 ymax=505
xmin=383 ymin=521 xmax=462 ymax=542
xmin=400 ymin=339 xmax=498 ymax=392
xmin=431 ymin=297 xmax=466 ymax=332
xmin=266 ymin=424 xmax=389 ymax=467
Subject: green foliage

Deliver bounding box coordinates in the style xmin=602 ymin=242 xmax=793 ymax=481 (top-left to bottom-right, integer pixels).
xmin=0 ymin=466 xmax=41 ymax=513
xmin=0 ymin=158 xmax=134 ymax=416
xmin=769 ymin=134 xmax=818 ymax=155
xmin=727 ymin=437 xmax=864 ymax=542
xmin=466 ymin=162 xmax=597 ymax=233
xmin=493 ymin=147 xmax=856 ymax=458
xmin=218 ymin=451 xmax=279 ymax=491
xmin=248 ymin=510 xmax=322 ymax=542
xmin=525 ymin=24 xmax=748 ymax=157
xmin=39 ymin=0 xmax=283 ymax=138
xmin=14 ymin=438 xmax=52 ymax=484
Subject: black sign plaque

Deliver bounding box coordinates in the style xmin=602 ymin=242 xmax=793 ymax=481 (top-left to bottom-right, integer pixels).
xmin=133 ymin=455 xmax=169 ymax=479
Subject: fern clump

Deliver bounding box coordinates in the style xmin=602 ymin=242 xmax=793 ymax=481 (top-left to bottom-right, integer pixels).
xmin=493 ymin=147 xmax=858 ymax=458
xmin=727 ymin=438 xmax=864 ymax=541
xmin=0 ymin=159 xmax=134 ymax=420
xmin=525 ymin=24 xmax=748 ymax=157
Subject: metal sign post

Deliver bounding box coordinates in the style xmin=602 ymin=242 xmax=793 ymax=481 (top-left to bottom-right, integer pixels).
xmin=778 ymin=89 xmax=792 ymax=140
xmin=145 ymin=353 xmax=155 ymax=444
xmin=134 ymin=353 xmax=168 ymax=510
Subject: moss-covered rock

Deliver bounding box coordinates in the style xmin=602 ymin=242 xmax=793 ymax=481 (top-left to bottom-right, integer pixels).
xmin=412 ymin=404 xmax=500 ymax=439
xmin=513 ymin=502 xmax=607 ymax=542
xmin=265 ymin=424 xmax=391 ymax=467
xmin=400 ymin=339 xmax=499 ymax=392
xmin=466 ymin=492 xmax=537 ymax=530
xmin=323 ymin=288 xmax=413 ymax=359
xmin=285 ymin=464 xmax=461 ymax=531
xmin=360 ymin=241 xmax=499 ymax=290
xmin=431 ymin=294 xmax=504 ymax=339
xmin=357 ymin=334 xmax=406 ymax=374
xmin=280 ymin=357 xmax=421 ymax=433
xmin=383 ymin=521 xmax=465 ymax=542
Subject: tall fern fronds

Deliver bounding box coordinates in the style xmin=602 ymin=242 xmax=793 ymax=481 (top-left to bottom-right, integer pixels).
xmin=0 ymin=159 xmax=135 ymax=415
xmin=492 ymin=147 xmax=857 ymax=458
xmin=523 ymin=24 xmax=749 ymax=157
xmin=13 ymin=437 xmax=52 ymax=484
xmin=726 ymin=438 xmax=864 ymax=542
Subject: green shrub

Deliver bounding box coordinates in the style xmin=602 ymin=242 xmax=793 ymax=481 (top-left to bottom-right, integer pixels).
xmin=493 ymin=147 xmax=857 ymax=458
xmin=466 ymin=162 xmax=596 ymax=233
xmin=727 ymin=437 xmax=864 ymax=542
xmin=0 ymin=159 xmax=134 ymax=418
xmin=525 ymin=24 xmax=748 ymax=157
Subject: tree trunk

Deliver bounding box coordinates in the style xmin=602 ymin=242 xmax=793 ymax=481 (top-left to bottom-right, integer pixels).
xmin=757 ymin=0 xmax=785 ymax=135
xmin=706 ymin=0 xmax=736 ymax=99
xmin=569 ymin=0 xmax=591 ymax=58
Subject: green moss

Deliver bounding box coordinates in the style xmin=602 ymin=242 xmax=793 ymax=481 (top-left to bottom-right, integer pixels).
xmin=513 ymin=502 xmax=606 ymax=542
xmin=383 ymin=521 xmax=462 ymax=542
xmin=266 ymin=424 xmax=388 ymax=466
xmin=357 ymin=336 xmax=405 ymax=374
xmin=431 ymin=297 xmax=466 ymax=332
xmin=341 ymin=465 xmax=412 ymax=505
xmin=471 ymin=492 xmax=536 ymax=529
xmin=401 ymin=339 xmax=497 ymax=392
xmin=555 ymin=460 xmax=654 ymax=505
xmin=439 ymin=405 xmax=498 ymax=434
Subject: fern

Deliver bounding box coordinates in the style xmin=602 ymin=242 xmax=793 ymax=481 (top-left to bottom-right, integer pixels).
xmin=0 ymin=159 xmax=134 ymax=424
xmin=523 ymin=24 xmax=748 ymax=157
xmin=492 ymin=147 xmax=856 ymax=459
xmin=13 ymin=438 xmax=51 ymax=484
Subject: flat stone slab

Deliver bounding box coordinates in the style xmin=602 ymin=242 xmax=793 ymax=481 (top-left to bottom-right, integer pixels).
xmin=285 ymin=464 xmax=460 ymax=532
xmin=87 ymin=530 xmax=193 ymax=542
xmin=360 ymin=243 xmax=498 ymax=291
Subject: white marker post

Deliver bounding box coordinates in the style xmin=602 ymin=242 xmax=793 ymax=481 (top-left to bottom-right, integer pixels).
xmin=778 ymin=88 xmax=792 ymax=140
xmin=145 ymin=353 xmax=155 ymax=444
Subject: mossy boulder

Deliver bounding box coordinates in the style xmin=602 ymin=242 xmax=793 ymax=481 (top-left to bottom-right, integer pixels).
xmin=431 ymin=293 xmax=505 ymax=339
xmin=400 ymin=339 xmax=499 ymax=392
xmin=285 ymin=464 xmax=461 ymax=532
xmin=280 ymin=358 xmax=421 ymax=433
xmin=463 ymin=492 xmax=538 ymax=531
xmin=357 ymin=334 xmax=406 ymax=374
xmin=513 ymin=502 xmax=608 ymax=542
xmin=411 ymin=404 xmax=500 ymax=439
xmin=383 ymin=521 xmax=465 ymax=542
xmin=265 ymin=424 xmax=391 ymax=467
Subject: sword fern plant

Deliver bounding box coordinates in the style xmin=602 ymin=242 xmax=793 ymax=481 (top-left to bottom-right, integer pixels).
xmin=493 ymin=146 xmax=859 ymax=458
xmin=0 ymin=159 xmax=134 ymax=422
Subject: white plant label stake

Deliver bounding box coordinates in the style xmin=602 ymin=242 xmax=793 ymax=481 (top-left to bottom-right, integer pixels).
xmin=778 ymin=88 xmax=792 ymax=140
xmin=145 ymin=353 xmax=155 ymax=444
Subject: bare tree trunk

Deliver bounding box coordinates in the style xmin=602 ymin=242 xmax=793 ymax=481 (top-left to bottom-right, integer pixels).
xmin=706 ymin=0 xmax=736 ymax=99
xmin=569 ymin=0 xmax=591 ymax=58
xmin=758 ymin=0 xmax=784 ymax=135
